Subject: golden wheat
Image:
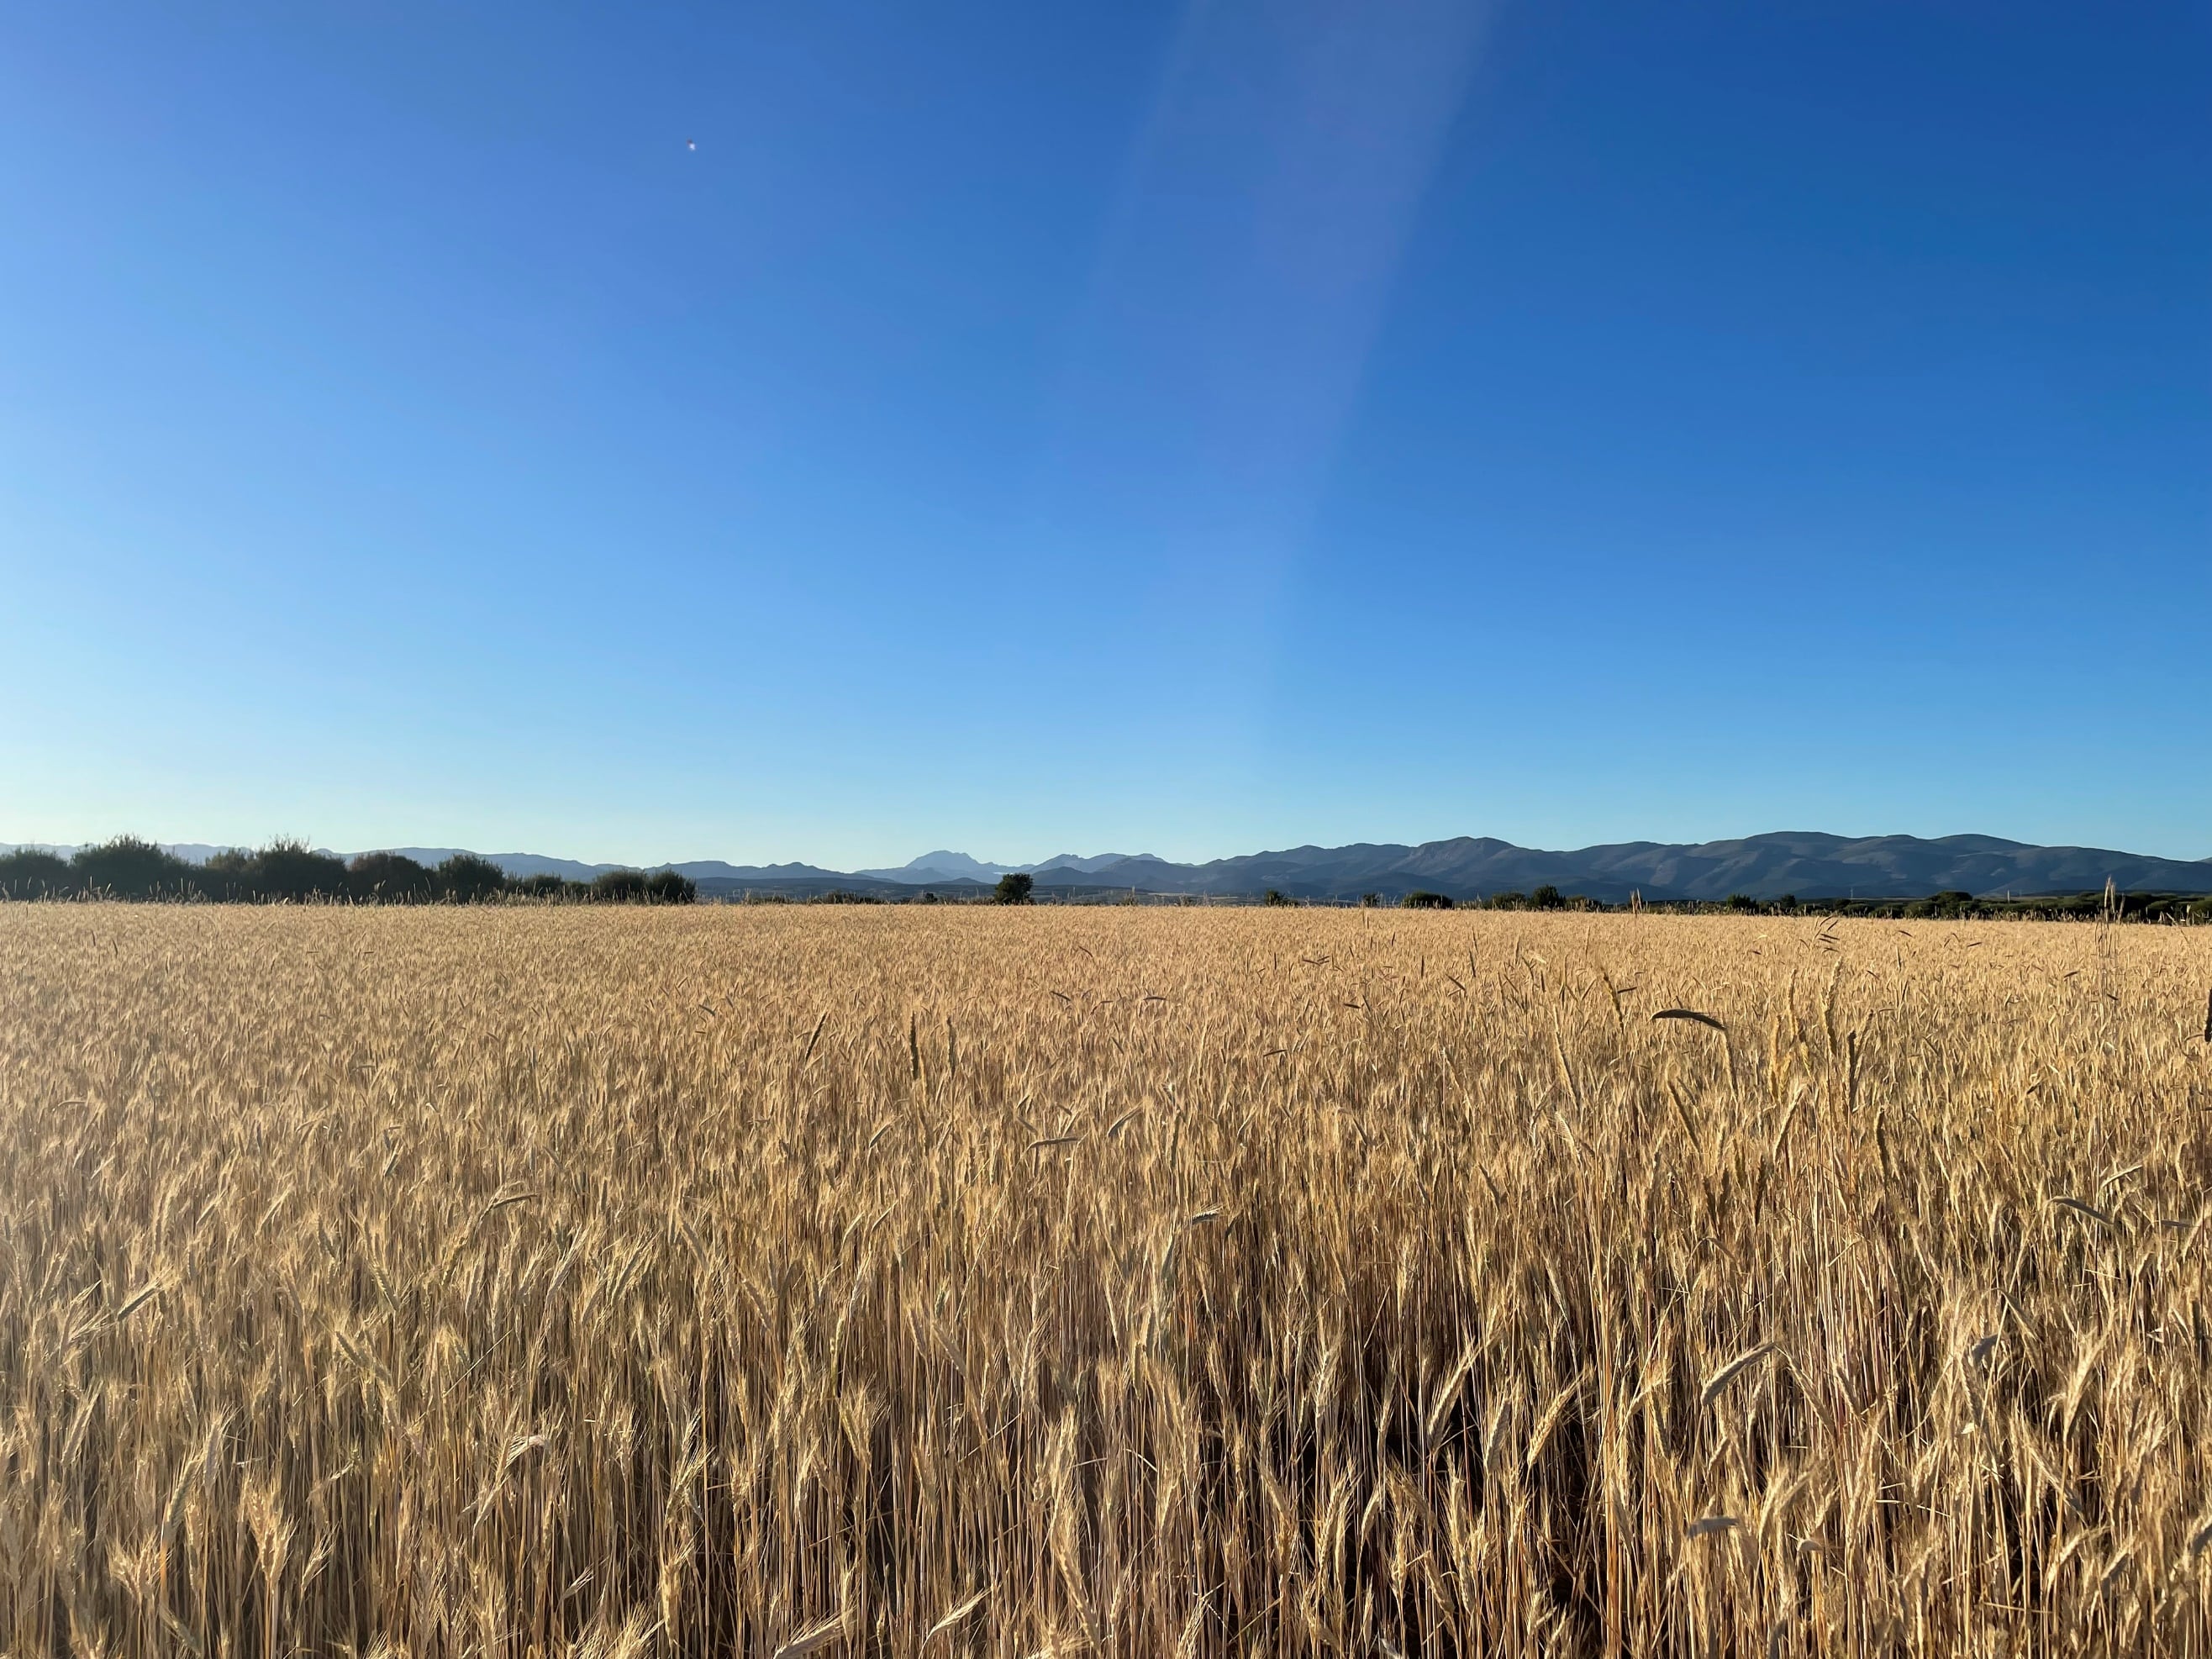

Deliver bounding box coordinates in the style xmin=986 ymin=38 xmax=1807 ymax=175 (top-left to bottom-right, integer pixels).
xmin=1 ymin=903 xmax=2209 ymax=1654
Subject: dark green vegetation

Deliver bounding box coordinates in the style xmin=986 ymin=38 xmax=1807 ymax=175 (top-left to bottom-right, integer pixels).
xmin=0 ymin=839 xmax=695 ymax=904
xmin=13 ymin=840 xmax=2206 ymax=922
xmin=1462 ymin=887 xmax=2212 ymax=922
xmin=749 ymin=884 xmax=2212 ymax=919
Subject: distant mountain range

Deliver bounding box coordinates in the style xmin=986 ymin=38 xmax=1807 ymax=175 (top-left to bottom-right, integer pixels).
xmin=9 ymin=832 xmax=2211 ymax=902
xmin=1013 ymin=833 xmax=2212 ymax=903
xmin=370 ymin=850 xmax=856 ymax=884
xmin=856 ymin=850 xmax=1164 ymax=883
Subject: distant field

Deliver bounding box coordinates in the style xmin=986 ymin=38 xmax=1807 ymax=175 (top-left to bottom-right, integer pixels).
xmin=3 ymin=906 xmax=2209 ymax=1654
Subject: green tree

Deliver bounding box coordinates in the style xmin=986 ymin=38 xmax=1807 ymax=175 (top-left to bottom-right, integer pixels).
xmin=1532 ymin=885 xmax=1564 ymax=910
xmin=436 ymin=853 xmax=512 ymax=903
xmin=72 ymin=836 xmax=198 ymax=899
xmin=1262 ymin=888 xmax=1295 ymax=908
xmin=590 ymin=869 xmax=650 ymax=903
xmin=243 ymin=840 xmax=350 ymax=902
xmin=210 ymin=847 xmax=250 ymax=888
xmin=350 ymin=852 xmax=433 ymax=902
xmin=993 ymin=872 xmax=1035 ymax=905
xmin=0 ymin=848 xmax=73 ymax=899
xmin=1401 ymin=891 xmax=1453 ymax=910
xmin=644 ymin=870 xmax=697 ymax=904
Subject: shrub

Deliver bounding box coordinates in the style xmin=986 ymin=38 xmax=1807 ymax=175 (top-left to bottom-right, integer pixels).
xmin=511 ymin=872 xmax=577 ymax=901
xmin=590 ymin=870 xmax=650 ymax=903
xmin=2190 ymin=896 xmax=2212 ymax=923
xmin=1401 ymin=891 xmax=1453 ymax=910
xmin=994 ymin=873 xmax=1035 ymax=905
xmin=241 ymin=840 xmax=350 ymax=903
xmin=436 ymin=854 xmax=513 ymax=903
xmin=203 ymin=849 xmax=250 ymax=889
xmin=0 ymin=847 xmax=73 ymax=899
xmin=350 ymin=852 xmax=433 ymax=903
xmin=71 ymin=836 xmax=198 ymax=899
xmin=1532 ymin=885 xmax=1564 ymax=910
xmin=1261 ymin=889 xmax=1294 ymax=908
xmin=643 ymin=870 xmax=697 ymax=905
xmin=1725 ymin=893 xmax=1759 ymax=913
xmin=1359 ymin=893 xmax=1382 ymax=908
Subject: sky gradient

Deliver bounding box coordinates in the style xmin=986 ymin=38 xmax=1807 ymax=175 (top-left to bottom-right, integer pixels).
xmin=4 ymin=3 xmax=2207 ymax=866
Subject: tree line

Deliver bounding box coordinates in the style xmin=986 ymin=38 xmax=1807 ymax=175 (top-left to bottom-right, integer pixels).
xmin=1366 ymin=885 xmax=2212 ymax=920
xmin=0 ymin=838 xmax=697 ymax=904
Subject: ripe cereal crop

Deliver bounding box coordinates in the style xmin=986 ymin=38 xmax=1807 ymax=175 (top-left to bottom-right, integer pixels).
xmin=2 ymin=903 xmax=2209 ymax=1654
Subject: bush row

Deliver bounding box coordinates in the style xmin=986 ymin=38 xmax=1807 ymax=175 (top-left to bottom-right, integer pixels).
xmin=1357 ymin=886 xmax=2212 ymax=919
xmin=0 ymin=839 xmax=696 ymax=904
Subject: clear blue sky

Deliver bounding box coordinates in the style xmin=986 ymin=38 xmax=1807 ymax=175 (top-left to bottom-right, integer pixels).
xmin=4 ymin=3 xmax=2207 ymax=866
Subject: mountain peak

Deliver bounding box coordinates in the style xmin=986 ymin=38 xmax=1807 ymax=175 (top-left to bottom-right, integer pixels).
xmin=856 ymin=851 xmax=1010 ymax=883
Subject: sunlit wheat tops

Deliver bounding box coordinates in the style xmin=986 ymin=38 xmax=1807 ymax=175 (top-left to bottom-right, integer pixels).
xmin=2 ymin=904 xmax=2209 ymax=1653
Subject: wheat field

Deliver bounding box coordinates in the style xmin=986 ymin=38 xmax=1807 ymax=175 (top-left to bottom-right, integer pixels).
xmin=2 ymin=904 xmax=2209 ymax=1656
